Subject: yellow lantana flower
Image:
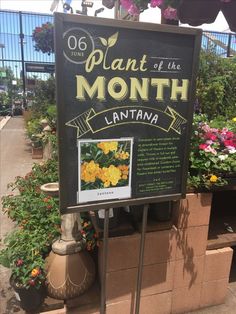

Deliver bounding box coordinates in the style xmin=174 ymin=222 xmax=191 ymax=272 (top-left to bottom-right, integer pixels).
xmin=97 ymin=141 xmax=118 ymax=154
xmin=115 ymin=151 xmax=129 ymax=160
xmin=81 ymin=160 xmax=100 ymax=183
xmin=99 ymin=165 xmax=121 ymax=186
xmin=118 ymin=165 xmax=129 ymax=177
xmin=210 ymin=175 xmax=218 ymax=183
xmin=232 ymin=117 xmax=236 ymax=122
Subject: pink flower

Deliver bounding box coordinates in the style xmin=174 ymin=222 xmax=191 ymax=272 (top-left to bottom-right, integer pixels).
xmin=120 ymin=0 xmax=133 ymax=10
xmin=199 ymin=144 xmax=208 ymax=150
xmin=205 ymin=140 xmax=213 ymax=145
xmin=224 ymin=139 xmax=236 ymax=148
xmin=225 ymin=131 xmax=234 ymax=139
xmin=220 ymin=128 xmax=226 ymax=135
xmin=150 ymin=0 xmax=163 ymax=8
xmin=120 ymin=0 xmax=139 ymax=15
xmin=201 ymin=123 xmax=211 ymax=133
xmin=204 ymin=132 xmax=217 ymax=141
xmin=204 ymin=146 xmax=217 ymax=155
xmin=163 ymin=6 xmax=178 ymax=20
xmin=16 ymin=259 xmax=24 ymax=267
xmin=128 ymin=3 xmax=140 ymax=15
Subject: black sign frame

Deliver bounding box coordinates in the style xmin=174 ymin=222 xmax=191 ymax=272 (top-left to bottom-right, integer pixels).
xmin=54 ymin=13 xmax=202 ymax=214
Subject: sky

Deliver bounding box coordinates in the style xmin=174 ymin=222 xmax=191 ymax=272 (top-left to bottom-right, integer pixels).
xmin=0 ymin=0 xmax=231 ymax=32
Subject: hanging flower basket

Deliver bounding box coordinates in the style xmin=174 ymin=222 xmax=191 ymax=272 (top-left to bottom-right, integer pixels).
xmin=32 ymin=22 xmax=54 ymax=55
xmin=103 ymin=0 xmax=180 ymax=20
xmin=178 ymin=0 xmax=236 ymax=31
xmin=178 ymin=0 xmax=221 ymax=25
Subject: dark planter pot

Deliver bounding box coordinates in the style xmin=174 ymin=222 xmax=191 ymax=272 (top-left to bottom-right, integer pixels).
xmin=129 ymin=204 xmax=144 ymax=222
xmin=149 ymin=201 xmax=172 ymax=222
xmin=178 ymin=0 xmax=221 ymax=26
xmin=221 ymin=1 xmax=236 ymax=32
xmin=130 ymin=203 xmax=172 ymax=222
xmin=94 ymin=208 xmax=121 ymax=229
xmin=10 ymin=277 xmax=46 ymax=312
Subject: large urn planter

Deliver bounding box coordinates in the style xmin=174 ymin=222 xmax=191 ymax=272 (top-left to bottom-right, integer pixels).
xmin=10 ymin=277 xmax=46 ymax=312
xmin=45 ymin=250 xmax=95 ymax=300
xmin=41 ymin=182 xmax=96 ymax=300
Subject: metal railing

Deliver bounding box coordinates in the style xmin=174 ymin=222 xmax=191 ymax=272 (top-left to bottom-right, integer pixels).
xmin=202 ymin=30 xmax=236 ymax=57
xmin=0 ymin=9 xmax=236 ymax=92
xmin=0 ymin=9 xmax=54 ymax=94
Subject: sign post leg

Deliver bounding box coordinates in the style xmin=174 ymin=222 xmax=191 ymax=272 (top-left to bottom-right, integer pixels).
xmin=100 ymin=208 xmax=110 ymax=313
xmin=135 ymin=204 xmax=149 ymax=314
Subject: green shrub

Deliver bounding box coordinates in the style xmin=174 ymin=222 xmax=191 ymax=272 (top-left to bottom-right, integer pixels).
xmin=197 ymin=50 xmax=236 ymax=119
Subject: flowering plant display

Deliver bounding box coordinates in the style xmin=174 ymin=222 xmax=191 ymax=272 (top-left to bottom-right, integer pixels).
xmin=32 ymin=22 xmax=54 ymax=55
xmin=119 ymin=0 xmax=180 ymax=19
xmin=0 ymin=159 xmax=61 ymax=289
xmin=0 ymin=158 xmax=100 ymax=289
xmin=80 ymin=140 xmax=131 ymax=190
xmin=188 ymin=114 xmax=236 ymax=191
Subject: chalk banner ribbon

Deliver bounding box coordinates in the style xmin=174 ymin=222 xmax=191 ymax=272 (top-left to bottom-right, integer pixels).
xmin=66 ymin=106 xmax=187 ymax=137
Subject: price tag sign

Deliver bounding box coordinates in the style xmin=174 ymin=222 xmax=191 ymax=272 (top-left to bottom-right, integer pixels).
xmin=54 ymin=13 xmax=202 ymax=213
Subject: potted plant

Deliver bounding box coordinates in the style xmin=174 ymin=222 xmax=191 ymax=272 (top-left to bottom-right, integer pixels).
xmin=0 ymin=159 xmax=61 ymax=311
xmin=0 ymin=229 xmax=48 ymax=312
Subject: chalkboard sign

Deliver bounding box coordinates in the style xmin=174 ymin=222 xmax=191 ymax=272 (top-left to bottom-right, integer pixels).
xmin=54 ymin=13 xmax=202 ymax=213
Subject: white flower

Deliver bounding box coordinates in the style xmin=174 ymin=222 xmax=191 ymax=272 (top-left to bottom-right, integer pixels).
xmin=218 ymin=155 xmax=228 ymax=161
xmin=228 ymin=148 xmax=236 ymax=154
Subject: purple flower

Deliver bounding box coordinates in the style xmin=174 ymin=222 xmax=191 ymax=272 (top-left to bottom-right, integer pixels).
xmin=163 ymin=6 xmax=178 ymax=20
xmin=150 ymin=0 xmax=163 ymax=8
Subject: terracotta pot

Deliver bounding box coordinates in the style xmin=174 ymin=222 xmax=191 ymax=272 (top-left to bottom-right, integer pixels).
xmin=45 ymin=250 xmax=95 ymax=300
xmin=10 ymin=277 xmax=46 ymax=312
xmin=32 ymin=146 xmax=43 ymax=159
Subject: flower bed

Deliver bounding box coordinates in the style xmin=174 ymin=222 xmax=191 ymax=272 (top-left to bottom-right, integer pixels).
xmin=188 ymin=114 xmax=236 ymax=191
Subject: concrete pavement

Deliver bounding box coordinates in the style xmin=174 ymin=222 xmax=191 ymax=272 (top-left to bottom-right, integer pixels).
xmin=0 ymin=116 xmax=37 ymax=314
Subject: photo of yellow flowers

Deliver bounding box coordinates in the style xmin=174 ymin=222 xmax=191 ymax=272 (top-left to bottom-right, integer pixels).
xmin=78 ymin=138 xmax=133 ymax=203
